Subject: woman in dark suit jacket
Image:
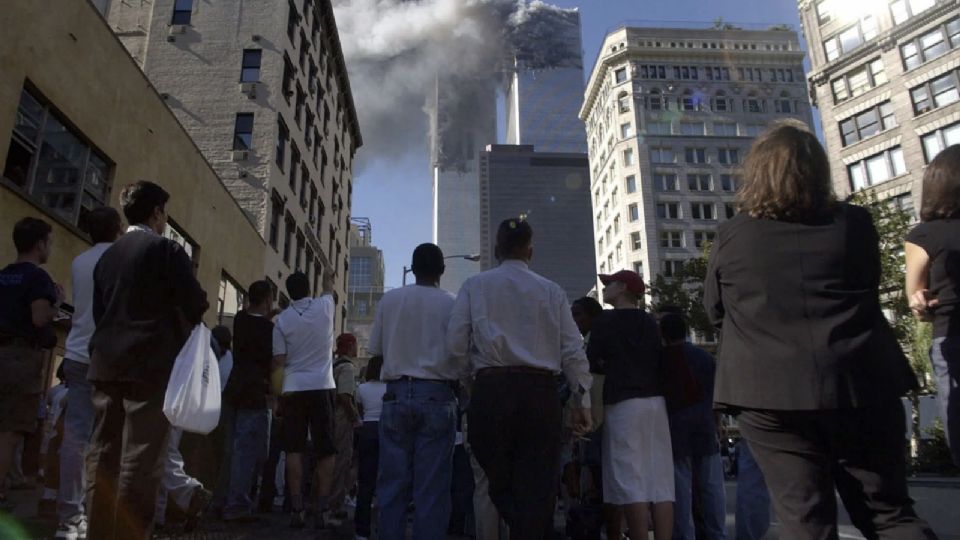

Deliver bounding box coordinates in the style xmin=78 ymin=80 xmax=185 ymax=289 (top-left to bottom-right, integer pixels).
xmin=703 ymin=122 xmax=935 ymax=539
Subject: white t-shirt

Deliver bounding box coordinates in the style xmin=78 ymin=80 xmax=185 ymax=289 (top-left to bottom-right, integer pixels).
xmin=357 ymin=381 xmax=386 ymax=422
xmin=272 ymin=294 xmax=335 ymax=393
xmin=64 ymin=243 xmax=112 ymax=364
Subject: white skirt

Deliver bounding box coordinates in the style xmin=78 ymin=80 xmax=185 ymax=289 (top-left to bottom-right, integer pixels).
xmin=602 ymin=396 xmax=675 ymax=505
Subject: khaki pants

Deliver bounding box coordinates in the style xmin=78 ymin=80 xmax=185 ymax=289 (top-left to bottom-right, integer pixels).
xmin=328 ymin=411 xmax=354 ymax=511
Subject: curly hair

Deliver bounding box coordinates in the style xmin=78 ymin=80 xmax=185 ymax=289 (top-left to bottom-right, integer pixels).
xmin=920 ymin=145 xmax=960 ymax=222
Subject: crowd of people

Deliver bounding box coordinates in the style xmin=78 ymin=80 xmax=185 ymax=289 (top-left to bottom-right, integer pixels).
xmin=0 ymin=122 xmax=956 ymax=540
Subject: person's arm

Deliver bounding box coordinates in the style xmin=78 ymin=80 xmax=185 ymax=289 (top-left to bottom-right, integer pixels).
xmin=320 ymin=267 xmax=335 ymax=296
xmin=271 ymin=321 xmax=287 ymax=396
xmin=446 ymin=284 xmax=472 ymax=361
xmin=168 ymin=242 xmax=208 ymax=324
xmin=703 ymin=238 xmax=724 ymax=328
xmin=905 ymin=241 xmax=936 ymax=322
xmin=557 ymin=288 xmax=593 ymax=437
xmin=29 ymin=271 xmax=60 ymax=329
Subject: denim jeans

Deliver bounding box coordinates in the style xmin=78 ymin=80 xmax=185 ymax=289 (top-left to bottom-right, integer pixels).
xmin=57 ymin=359 xmax=95 ymax=523
xmin=735 ymin=440 xmax=770 ymax=540
xmin=224 ymin=408 xmax=270 ymax=519
xmin=673 ymin=452 xmax=727 ymax=540
xmin=377 ymin=379 xmax=457 ymax=540
xmin=932 ymin=336 xmax=960 ymax=465
xmin=156 ymin=427 xmax=203 ymax=524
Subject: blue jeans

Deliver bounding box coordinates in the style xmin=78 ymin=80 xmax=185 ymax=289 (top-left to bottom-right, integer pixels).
xmin=223 ymin=408 xmax=270 ymax=519
xmin=735 ymin=440 xmax=770 ymax=540
xmin=57 ymin=359 xmax=95 ymax=523
xmin=377 ymin=380 xmax=457 ymax=540
xmin=932 ymin=336 xmax=960 ymax=466
xmin=673 ymin=452 xmax=726 ymax=540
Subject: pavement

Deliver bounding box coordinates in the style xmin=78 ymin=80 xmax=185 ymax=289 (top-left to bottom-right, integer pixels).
xmin=2 ymin=477 xmax=959 ymax=539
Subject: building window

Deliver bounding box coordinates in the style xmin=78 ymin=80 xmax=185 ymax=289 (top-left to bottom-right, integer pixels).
xmin=623 ymin=148 xmax=635 ymax=166
xmin=656 ymin=202 xmax=680 ymax=219
xmin=648 ymin=89 xmax=663 ymax=110
xmin=615 ymin=68 xmax=627 ymax=83
xmin=618 ymin=92 xmax=631 ymax=113
xmin=626 ymin=175 xmax=637 ymax=193
xmin=611 ymin=188 xmax=620 ymax=206
xmin=713 ymin=122 xmax=737 ymax=136
xmin=774 ymin=97 xmax=793 ymax=113
xmin=717 ymin=148 xmax=740 ymax=165
xmin=687 ymin=174 xmax=712 ymax=191
xmin=171 ymin=0 xmax=193 ymax=25
xmin=620 ymin=122 xmax=633 ymax=138
xmin=2 ymin=88 xmax=112 ymax=227
xmin=891 ymin=0 xmax=937 ymax=24
xmin=300 ymin=165 xmax=309 ymax=208
xmin=615 ymin=242 xmax=623 ymax=262
xmin=646 ymin=121 xmax=671 ymax=135
xmin=725 ymin=203 xmax=737 ymax=219
xmin=693 ymin=231 xmax=716 ymax=248
xmin=269 ymin=195 xmax=282 ymax=249
xmin=824 ymin=16 xmax=878 ymax=62
xmin=743 ymin=95 xmax=765 ymax=113
xmin=289 ymin=143 xmax=300 ymax=191
xmin=631 ymin=231 xmax=642 ymax=250
xmin=613 ymin=215 xmax=621 ymax=234
xmin=295 ymin=230 xmax=305 ymax=270
xmin=240 ymin=49 xmax=262 ymax=82
xmin=815 ymin=0 xmax=832 ymax=24
xmin=660 ymin=230 xmax=684 ymax=248
xmin=651 ymin=147 xmax=675 ymax=163
xmin=691 ymin=202 xmax=716 ymax=220
xmin=295 ymin=84 xmax=305 ymax=126
xmin=282 ymin=54 xmax=295 ymax=104
xmin=655 ymin=174 xmax=679 ymax=191
xmin=639 ymin=65 xmax=667 ymax=79
xmin=831 ymin=58 xmax=887 ymax=103
xmin=217 ymin=272 xmax=246 ymax=325
xmin=839 ymin=102 xmax=897 ymax=146
xmin=276 ymin=115 xmax=289 ymax=170
xmin=720 ymin=174 xmax=740 ymax=192
xmin=911 ymin=70 xmax=960 ymax=115
xmin=628 ymin=203 xmax=640 ymax=222
xmin=679 ymin=89 xmax=700 ymax=111
xmin=633 ymin=261 xmax=644 ymax=278
xmin=287 ymin=1 xmax=299 ymax=42
xmin=901 ymin=18 xmax=960 ymax=71
xmin=684 ymin=147 xmax=707 ymax=164
xmin=921 ymin=121 xmax=960 ymax=162
xmin=680 ymin=122 xmax=705 ymax=136
xmin=299 ymin=30 xmax=309 ymax=69
xmin=712 ymin=92 xmax=731 ymax=113
xmin=232 ymin=113 xmax=254 ymax=150
xmin=283 ymin=214 xmax=295 ymax=265
xmin=847 ymin=146 xmax=907 ymax=191
xmin=663 ymin=259 xmax=685 ymax=278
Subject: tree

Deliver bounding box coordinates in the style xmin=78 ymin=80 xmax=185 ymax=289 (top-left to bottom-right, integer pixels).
xmin=648 ymin=244 xmax=714 ymax=342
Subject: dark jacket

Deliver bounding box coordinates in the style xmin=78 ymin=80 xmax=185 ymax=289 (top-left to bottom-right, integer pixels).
xmin=703 ymin=203 xmax=916 ymax=410
xmin=586 ymin=308 xmax=662 ymax=405
xmin=89 ymin=227 xmax=207 ymax=386
xmin=224 ymin=310 xmax=273 ymax=409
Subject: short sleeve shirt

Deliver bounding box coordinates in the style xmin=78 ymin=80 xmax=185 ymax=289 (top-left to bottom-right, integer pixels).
xmin=907 ymin=219 xmax=960 ymax=338
xmin=0 ymin=262 xmax=56 ymax=341
xmin=334 ymin=358 xmax=357 ymax=396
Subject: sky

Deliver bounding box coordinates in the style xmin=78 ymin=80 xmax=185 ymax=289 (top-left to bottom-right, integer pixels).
xmin=350 ymin=0 xmax=807 ymax=289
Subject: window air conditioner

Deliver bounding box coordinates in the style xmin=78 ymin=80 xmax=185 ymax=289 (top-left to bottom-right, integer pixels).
xmin=240 ymin=82 xmax=258 ymax=98
xmin=232 ymin=150 xmax=249 ymax=161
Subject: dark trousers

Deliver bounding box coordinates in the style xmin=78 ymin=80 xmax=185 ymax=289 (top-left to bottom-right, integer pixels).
xmin=85 ymin=381 xmax=170 ymax=540
xmin=468 ymin=371 xmax=562 ymax=540
xmin=258 ymin=417 xmax=284 ymax=510
xmin=738 ymin=399 xmax=936 ymax=540
xmin=354 ymin=421 xmax=379 ymax=537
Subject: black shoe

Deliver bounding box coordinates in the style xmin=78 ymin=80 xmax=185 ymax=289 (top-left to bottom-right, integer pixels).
xmin=182 ymin=487 xmax=213 ymax=532
xmin=289 ymin=509 xmax=306 ymax=529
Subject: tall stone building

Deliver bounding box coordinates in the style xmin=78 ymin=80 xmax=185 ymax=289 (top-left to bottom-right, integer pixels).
xmin=102 ymin=0 xmax=362 ymax=327
xmin=580 ymin=25 xmax=813 ymax=301
xmin=345 ymin=217 xmax=384 ymax=360
xmin=799 ymin=0 xmax=960 ymax=211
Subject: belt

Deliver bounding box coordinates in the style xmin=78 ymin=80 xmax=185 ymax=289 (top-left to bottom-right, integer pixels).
xmin=392 ymin=376 xmax=458 ymax=389
xmin=476 ymin=366 xmax=554 ymax=378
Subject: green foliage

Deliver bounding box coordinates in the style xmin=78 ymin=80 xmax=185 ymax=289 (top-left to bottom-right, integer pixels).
xmin=915 ymin=420 xmax=960 ymax=475
xmin=648 ymin=244 xmax=714 ymax=341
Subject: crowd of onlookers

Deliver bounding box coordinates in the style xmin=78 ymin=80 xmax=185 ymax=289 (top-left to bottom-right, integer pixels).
xmin=0 ymin=123 xmax=956 ymax=540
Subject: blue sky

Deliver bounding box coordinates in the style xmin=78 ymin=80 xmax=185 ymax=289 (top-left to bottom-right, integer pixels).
xmin=352 ymin=0 xmax=806 ymax=289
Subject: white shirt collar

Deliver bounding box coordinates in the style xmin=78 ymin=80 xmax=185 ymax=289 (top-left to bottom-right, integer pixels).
xmin=126 ymin=224 xmax=158 ymax=236
xmin=500 ymin=259 xmax=529 ymax=269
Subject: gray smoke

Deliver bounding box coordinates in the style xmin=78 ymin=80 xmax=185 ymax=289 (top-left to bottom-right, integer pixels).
xmin=332 ymin=0 xmax=580 ymax=171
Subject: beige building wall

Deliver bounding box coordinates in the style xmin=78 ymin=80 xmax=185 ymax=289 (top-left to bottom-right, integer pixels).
xmin=581 ymin=25 xmax=812 ymax=319
xmin=0 ymin=0 xmax=265 ymax=337
xmin=799 ymin=0 xmax=960 ymax=210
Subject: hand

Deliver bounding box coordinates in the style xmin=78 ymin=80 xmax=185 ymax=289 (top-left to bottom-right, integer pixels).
xmin=909 ymin=289 xmax=939 ymax=321
xmin=271 ymin=396 xmax=283 ymax=419
xmin=54 ymin=283 xmax=65 ymax=306
xmin=321 ymin=267 xmax=336 ymax=294
xmin=569 ymin=406 xmax=593 ymax=439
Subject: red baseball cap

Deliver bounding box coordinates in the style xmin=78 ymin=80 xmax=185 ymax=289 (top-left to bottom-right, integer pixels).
xmin=599 ymin=270 xmax=646 ymax=295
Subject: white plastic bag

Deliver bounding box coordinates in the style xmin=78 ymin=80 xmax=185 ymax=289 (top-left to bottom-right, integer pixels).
xmin=163 ymin=324 xmax=221 ymax=434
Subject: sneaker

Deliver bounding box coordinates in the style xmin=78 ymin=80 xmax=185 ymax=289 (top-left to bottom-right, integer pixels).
xmin=55 ymin=516 xmax=87 ymax=540
xmin=289 ymin=509 xmax=306 ymax=529
xmin=38 ymin=498 xmax=57 ymax=517
xmin=182 ymin=487 xmax=213 ymax=532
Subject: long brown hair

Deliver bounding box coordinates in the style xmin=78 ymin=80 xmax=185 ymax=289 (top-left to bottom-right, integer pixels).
xmin=737 ymin=120 xmax=835 ymax=221
xmin=920 ymin=145 xmax=960 ymax=222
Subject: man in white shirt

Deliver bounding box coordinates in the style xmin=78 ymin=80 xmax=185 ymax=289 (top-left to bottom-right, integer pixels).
xmin=447 ymin=218 xmax=592 ymax=538
xmin=56 ymin=206 xmax=122 ymax=540
xmin=271 ymin=269 xmax=336 ymax=529
xmin=368 ymin=243 xmax=468 ymax=540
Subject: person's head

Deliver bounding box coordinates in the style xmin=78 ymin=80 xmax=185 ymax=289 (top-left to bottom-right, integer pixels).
xmin=494 ymin=217 xmax=533 ymax=262
xmin=366 ymin=355 xmax=384 ymax=382
xmin=657 ymin=306 xmax=688 ymax=344
xmin=82 ymin=207 xmax=124 ymax=244
xmin=13 ymin=217 xmax=53 ymax=263
xmin=120 ymin=181 xmax=169 ymax=233
xmin=738 ymin=120 xmax=835 ymax=222
xmin=411 ymin=243 xmax=444 ymax=284
xmin=286 ymin=271 xmax=311 ymax=301
xmin=920 ymin=145 xmax=960 ymax=222
xmin=212 ymin=325 xmax=232 ymax=353
xmin=571 ymin=296 xmax=603 ymax=336
xmin=247 ymin=280 xmax=274 ymax=313
xmin=336 ymin=333 xmax=358 ymax=357
xmin=599 ymin=270 xmax=645 ymax=307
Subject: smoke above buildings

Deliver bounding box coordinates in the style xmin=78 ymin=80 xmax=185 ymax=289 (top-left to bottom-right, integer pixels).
xmin=332 ymin=0 xmax=581 ymax=171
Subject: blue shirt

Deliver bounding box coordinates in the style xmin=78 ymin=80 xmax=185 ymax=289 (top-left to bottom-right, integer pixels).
xmin=667 ymin=343 xmax=720 ymax=457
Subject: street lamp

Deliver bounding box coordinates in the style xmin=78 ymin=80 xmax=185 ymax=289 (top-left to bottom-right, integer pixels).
xmin=402 ymin=253 xmax=480 ymax=286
